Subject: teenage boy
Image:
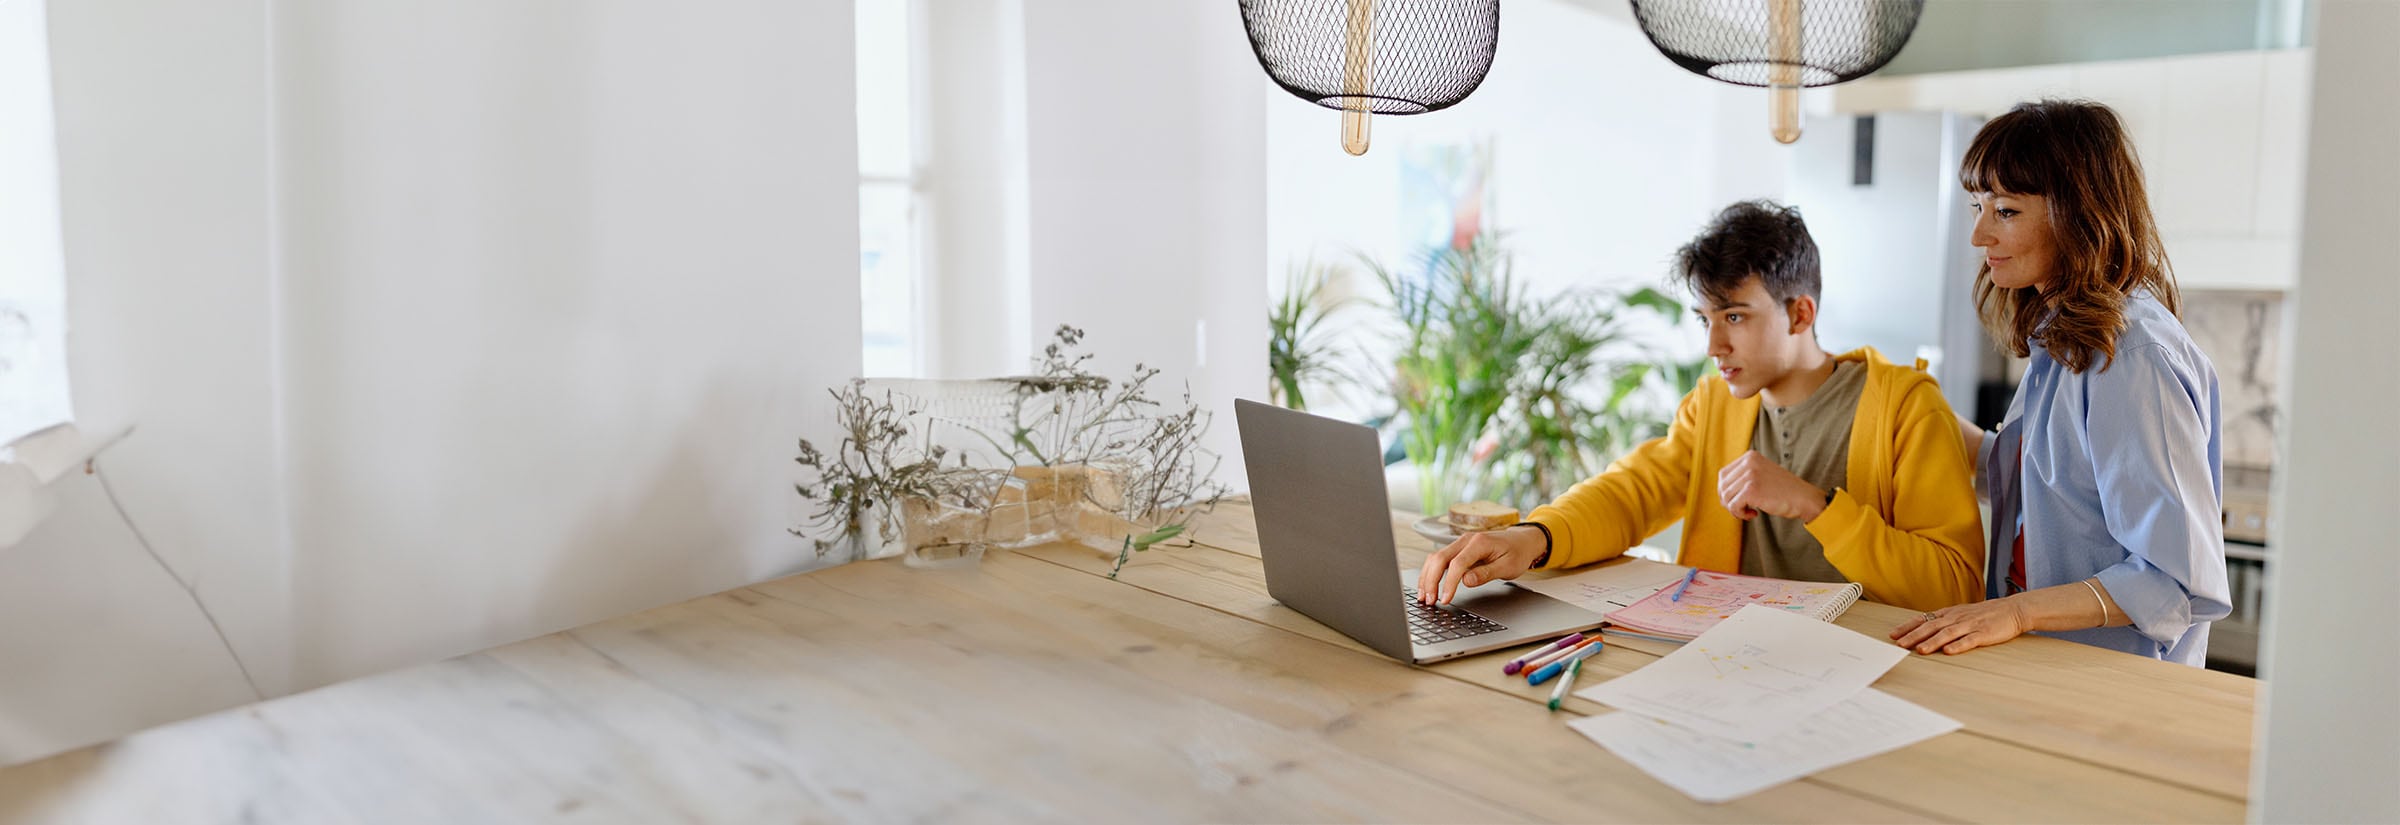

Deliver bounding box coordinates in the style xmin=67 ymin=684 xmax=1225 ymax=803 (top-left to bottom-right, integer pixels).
xmin=1418 ymin=200 xmax=1983 ymax=612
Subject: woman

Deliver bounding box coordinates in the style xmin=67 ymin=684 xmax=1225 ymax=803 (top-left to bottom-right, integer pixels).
xmin=1891 ymin=99 xmax=2231 ymax=666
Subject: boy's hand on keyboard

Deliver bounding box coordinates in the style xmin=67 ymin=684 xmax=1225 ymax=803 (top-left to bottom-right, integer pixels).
xmin=1417 ymin=525 xmax=1546 ymax=606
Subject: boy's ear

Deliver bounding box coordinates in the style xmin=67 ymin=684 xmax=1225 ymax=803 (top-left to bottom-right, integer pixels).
xmin=1785 ymin=295 xmax=1818 ymax=335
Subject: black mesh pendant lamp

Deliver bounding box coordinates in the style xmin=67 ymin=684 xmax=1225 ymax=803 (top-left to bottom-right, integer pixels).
xmin=1240 ymin=0 xmax=1502 ymax=156
xmin=1631 ymin=0 xmax=1923 ymax=143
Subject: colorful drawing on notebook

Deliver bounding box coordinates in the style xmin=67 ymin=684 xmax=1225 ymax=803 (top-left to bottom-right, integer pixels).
xmin=1602 ymin=571 xmax=1865 ymax=640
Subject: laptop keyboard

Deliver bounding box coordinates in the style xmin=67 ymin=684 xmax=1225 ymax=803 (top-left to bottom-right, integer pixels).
xmin=1399 ymin=588 xmax=1508 ymax=645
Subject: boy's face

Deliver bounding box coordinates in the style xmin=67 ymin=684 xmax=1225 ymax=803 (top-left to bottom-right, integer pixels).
xmin=1695 ymin=276 xmax=1813 ymax=400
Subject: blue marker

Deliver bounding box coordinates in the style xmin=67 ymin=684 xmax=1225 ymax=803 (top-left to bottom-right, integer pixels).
xmin=1668 ymin=567 xmax=1699 ymax=602
xmin=1527 ymin=637 xmax=1603 ymax=685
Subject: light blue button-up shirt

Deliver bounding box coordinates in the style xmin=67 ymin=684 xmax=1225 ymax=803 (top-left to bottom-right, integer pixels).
xmin=1979 ymin=291 xmax=2232 ymax=666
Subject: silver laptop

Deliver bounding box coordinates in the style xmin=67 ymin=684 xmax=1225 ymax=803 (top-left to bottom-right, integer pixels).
xmin=1234 ymin=399 xmax=1604 ymax=664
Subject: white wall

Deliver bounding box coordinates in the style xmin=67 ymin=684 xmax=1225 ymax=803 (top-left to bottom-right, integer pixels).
xmin=1 ymin=0 xmax=287 ymax=762
xmin=273 ymin=0 xmax=860 ymax=691
xmin=2251 ymin=2 xmax=2400 ymax=820
xmin=1705 ymin=82 xmax=1795 ymax=210
xmin=0 ymin=0 xmax=861 ymax=764
xmin=1020 ymin=0 xmax=1267 ymax=489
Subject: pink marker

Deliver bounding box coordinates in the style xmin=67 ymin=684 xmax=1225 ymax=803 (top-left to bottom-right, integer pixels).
xmin=1521 ymin=637 xmax=1601 ymax=677
xmin=1501 ymin=632 xmax=1584 ymax=675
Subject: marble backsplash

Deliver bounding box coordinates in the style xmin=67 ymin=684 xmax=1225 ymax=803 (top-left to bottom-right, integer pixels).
xmin=2182 ymin=290 xmax=2283 ymax=470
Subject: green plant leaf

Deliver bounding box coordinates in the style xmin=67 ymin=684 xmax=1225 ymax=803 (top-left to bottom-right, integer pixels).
xmin=1622 ymin=286 xmax=1683 ymax=317
xmin=1607 ymin=364 xmax=1654 ymax=409
xmin=1131 ymin=523 xmax=1187 ymax=549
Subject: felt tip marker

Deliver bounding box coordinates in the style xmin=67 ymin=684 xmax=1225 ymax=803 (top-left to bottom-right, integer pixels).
xmin=1501 ymin=632 xmax=1584 ymax=675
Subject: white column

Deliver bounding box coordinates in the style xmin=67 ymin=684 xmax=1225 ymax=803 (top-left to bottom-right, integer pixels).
xmin=2251 ymin=1 xmax=2400 ymax=821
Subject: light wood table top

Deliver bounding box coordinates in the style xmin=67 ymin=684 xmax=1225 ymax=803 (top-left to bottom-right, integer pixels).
xmin=0 ymin=499 xmax=2254 ymax=823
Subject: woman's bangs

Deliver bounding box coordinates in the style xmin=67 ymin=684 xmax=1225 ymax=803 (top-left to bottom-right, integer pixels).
xmin=1958 ymin=115 xmax=2051 ymax=198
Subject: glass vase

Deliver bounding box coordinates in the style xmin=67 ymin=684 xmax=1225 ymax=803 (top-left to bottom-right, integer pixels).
xmin=898 ymin=496 xmax=991 ymax=568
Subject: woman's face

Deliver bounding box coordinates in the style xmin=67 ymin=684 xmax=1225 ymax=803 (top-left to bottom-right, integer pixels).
xmin=1968 ymin=189 xmax=2057 ymax=291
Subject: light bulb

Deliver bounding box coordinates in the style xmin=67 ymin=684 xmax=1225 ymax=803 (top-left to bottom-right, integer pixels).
xmin=1770 ymin=85 xmax=1800 ymax=144
xmin=1341 ymin=0 xmax=1374 ymax=155
xmin=1342 ymin=109 xmax=1371 ymax=156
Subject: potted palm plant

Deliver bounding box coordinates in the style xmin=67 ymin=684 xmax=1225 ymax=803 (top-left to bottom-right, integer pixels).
xmin=1481 ymin=286 xmax=1691 ymax=512
xmin=1267 ymin=261 xmax=1358 ymax=412
xmin=1369 ymin=232 xmax=1699 ymax=515
xmin=1373 ymin=236 xmax=1539 ymax=514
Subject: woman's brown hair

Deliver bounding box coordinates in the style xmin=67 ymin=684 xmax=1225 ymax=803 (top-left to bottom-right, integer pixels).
xmin=1959 ymin=98 xmax=2179 ymax=373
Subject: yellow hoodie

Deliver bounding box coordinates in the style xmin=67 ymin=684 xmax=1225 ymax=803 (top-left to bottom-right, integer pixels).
xmin=1526 ymin=347 xmax=1984 ymax=611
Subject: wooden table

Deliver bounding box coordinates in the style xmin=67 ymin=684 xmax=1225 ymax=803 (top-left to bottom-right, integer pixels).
xmin=0 ymin=500 xmax=2256 ymax=823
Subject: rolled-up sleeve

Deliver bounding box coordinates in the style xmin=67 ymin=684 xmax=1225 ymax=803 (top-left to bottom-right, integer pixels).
xmin=2084 ymin=346 xmax=2234 ymax=647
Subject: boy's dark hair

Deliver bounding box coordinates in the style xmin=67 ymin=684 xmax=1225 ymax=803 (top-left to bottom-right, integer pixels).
xmin=1669 ymin=200 xmax=1821 ymax=310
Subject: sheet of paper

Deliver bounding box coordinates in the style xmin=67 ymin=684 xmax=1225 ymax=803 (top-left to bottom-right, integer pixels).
xmin=1577 ymin=604 xmax=1907 ymax=741
xmin=1512 ymin=558 xmax=1691 ymax=612
xmin=1569 ymin=688 xmax=1962 ymax=804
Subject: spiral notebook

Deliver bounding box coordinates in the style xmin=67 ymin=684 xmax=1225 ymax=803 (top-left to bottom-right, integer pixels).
xmin=1603 ymin=570 xmax=1863 ymax=641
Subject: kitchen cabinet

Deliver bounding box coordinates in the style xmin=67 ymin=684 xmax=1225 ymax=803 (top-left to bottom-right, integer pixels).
xmin=1829 ymin=49 xmax=2310 ymax=292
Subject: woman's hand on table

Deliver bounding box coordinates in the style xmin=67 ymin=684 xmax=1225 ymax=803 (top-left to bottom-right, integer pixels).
xmin=1890 ymin=598 xmax=2032 ymax=655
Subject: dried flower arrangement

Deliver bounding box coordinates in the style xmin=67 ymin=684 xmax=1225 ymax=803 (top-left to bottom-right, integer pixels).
xmin=791 ymin=382 xmax=1003 ymax=562
xmin=792 ymin=325 xmax=1226 ymax=576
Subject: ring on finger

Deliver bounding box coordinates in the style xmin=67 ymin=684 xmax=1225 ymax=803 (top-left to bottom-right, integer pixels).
xmin=1920 ymin=611 xmax=1939 ymax=621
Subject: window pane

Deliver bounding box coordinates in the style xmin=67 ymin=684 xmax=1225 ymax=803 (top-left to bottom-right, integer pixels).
xmin=859 ymin=183 xmax=917 ymax=377
xmin=855 ymin=0 xmax=913 ymax=179
xmin=0 ymin=0 xmax=75 ymax=448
